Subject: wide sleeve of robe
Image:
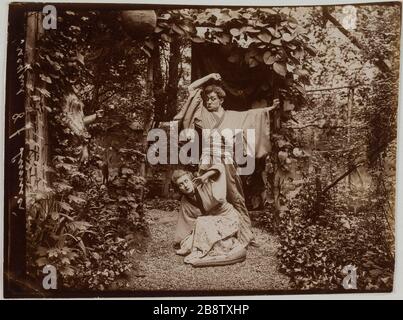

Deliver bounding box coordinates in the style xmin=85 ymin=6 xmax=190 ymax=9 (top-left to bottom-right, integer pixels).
xmin=173 ymin=89 xmax=204 ymax=130
xmin=174 ymin=196 xmax=202 ymax=244
xmin=221 ymin=108 xmax=271 ymax=159
xmin=196 ymin=163 xmax=227 ymax=213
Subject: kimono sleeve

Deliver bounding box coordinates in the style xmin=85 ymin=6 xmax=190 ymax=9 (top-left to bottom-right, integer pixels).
xmin=242 ymin=108 xmax=271 ymax=158
xmin=173 ymin=88 xmax=203 ymax=130
xmin=196 ymin=163 xmax=227 ymax=213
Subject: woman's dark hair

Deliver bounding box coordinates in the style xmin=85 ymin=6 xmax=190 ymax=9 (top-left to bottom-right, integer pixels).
xmin=202 ymin=84 xmax=226 ymax=102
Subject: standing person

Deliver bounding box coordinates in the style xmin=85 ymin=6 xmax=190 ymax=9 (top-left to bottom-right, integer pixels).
xmin=62 ymin=93 xmax=104 ymax=163
xmin=173 ymin=73 xmax=278 ymax=247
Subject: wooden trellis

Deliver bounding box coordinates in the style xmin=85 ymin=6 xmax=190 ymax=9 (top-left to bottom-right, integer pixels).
xmin=305 ymin=84 xmax=376 ymax=197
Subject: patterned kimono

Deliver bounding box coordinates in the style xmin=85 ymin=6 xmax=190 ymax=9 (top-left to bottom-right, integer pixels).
xmin=178 ymin=164 xmax=242 ymax=265
xmin=174 ymin=88 xmax=272 ymax=246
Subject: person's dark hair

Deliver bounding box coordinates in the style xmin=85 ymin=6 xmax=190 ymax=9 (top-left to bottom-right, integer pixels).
xmin=203 ymin=84 xmax=226 ymax=102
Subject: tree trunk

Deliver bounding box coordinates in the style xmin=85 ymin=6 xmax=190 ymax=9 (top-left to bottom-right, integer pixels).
xmin=161 ymin=36 xmax=182 ymax=197
xmin=152 ymin=42 xmax=165 ymax=125
xmin=140 ymin=56 xmax=154 ymax=179
xmin=165 ymin=36 xmax=182 ymax=120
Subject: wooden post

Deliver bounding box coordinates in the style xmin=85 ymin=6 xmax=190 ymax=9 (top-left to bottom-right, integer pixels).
xmin=311 ymin=165 xmax=323 ymax=220
xmin=36 ymin=16 xmax=48 ymax=192
xmin=5 ymin=6 xmax=28 ymax=294
xmin=25 ymin=12 xmax=48 ymax=194
xmin=347 ymin=88 xmax=353 ymax=145
xmin=25 ymin=12 xmax=37 ymax=193
xmin=271 ymin=88 xmax=282 ymax=222
xmin=346 ymin=88 xmax=354 ymax=189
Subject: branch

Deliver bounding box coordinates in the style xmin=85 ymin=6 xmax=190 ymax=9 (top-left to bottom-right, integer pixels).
xmin=131 ymin=150 xmax=146 ymax=158
xmin=322 ymin=7 xmax=391 ymax=73
xmin=312 ymin=146 xmax=359 ymax=153
xmin=119 ymin=148 xmax=146 ymax=158
xmin=306 ymin=85 xmax=355 ymax=92
xmin=285 ymin=124 xmax=364 ymax=130
xmin=321 ymin=139 xmax=394 ymax=194
xmin=321 ymin=161 xmax=365 ymax=195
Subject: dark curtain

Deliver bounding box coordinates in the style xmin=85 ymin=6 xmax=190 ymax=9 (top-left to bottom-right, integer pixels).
xmin=191 ymin=43 xmax=277 ymax=111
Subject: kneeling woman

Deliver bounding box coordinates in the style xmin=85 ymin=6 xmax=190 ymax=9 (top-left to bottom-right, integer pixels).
xmin=171 ymin=164 xmax=246 ymax=267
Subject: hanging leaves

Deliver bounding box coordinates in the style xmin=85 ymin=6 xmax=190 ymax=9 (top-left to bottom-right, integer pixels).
xmin=191 ymin=36 xmax=205 ymax=43
xmin=271 ymin=38 xmax=283 ymax=46
xmin=304 ymin=44 xmax=317 ymax=56
xmin=149 ymin=8 xmax=315 ymax=112
xmin=257 ymin=32 xmax=272 ymax=43
xmin=230 ymin=28 xmax=241 ymax=36
xmin=273 ymin=62 xmax=287 ymax=77
xmin=282 ymin=32 xmax=295 ymax=42
xmin=39 ymin=74 xmax=52 ymax=84
xmin=144 ymin=40 xmax=155 ymax=50
xmin=248 ymin=57 xmax=259 ymax=68
xmin=260 ymin=8 xmax=278 ymax=15
xmin=172 ymin=24 xmax=185 ymax=35
xmin=217 ymin=33 xmax=231 ymax=45
xmin=161 ymin=33 xmax=172 ymax=42
xmin=263 ymin=51 xmax=279 ymax=65
xmin=283 ymin=99 xmax=295 ymax=111
xmin=76 ymin=53 xmax=85 ymax=65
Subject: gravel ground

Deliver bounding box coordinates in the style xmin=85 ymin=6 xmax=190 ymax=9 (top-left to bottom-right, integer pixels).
xmin=127 ymin=208 xmax=290 ymax=292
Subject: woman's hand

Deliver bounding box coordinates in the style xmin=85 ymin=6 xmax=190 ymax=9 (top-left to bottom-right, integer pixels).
xmin=272 ymin=98 xmax=280 ymax=109
xmin=267 ymin=98 xmax=280 ymax=111
xmin=209 ymin=73 xmax=222 ymax=81
xmin=192 ymin=174 xmax=208 ymax=188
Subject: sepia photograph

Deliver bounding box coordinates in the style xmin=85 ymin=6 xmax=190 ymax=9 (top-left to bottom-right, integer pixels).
xmin=3 ymin=1 xmax=401 ymax=297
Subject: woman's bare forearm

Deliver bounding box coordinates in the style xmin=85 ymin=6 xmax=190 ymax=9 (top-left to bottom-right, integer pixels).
xmin=201 ymin=170 xmax=216 ymax=180
xmin=189 ymin=73 xmax=222 ymax=92
xmin=188 ymin=74 xmax=214 ymax=92
xmin=83 ymin=113 xmax=97 ymax=125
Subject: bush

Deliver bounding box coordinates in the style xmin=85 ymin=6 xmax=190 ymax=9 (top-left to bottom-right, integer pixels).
xmin=273 ymin=180 xmax=394 ymax=291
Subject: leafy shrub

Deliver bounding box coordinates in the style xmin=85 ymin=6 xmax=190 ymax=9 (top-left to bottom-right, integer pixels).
xmin=273 ymin=180 xmax=394 ymax=291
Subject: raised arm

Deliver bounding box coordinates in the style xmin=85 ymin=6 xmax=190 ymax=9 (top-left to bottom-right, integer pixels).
xmin=83 ymin=110 xmax=104 ymax=125
xmin=188 ymin=73 xmax=222 ymax=92
xmin=83 ymin=114 xmax=97 ymax=125
xmin=267 ymin=98 xmax=280 ymax=111
xmin=192 ymin=166 xmax=220 ymax=187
